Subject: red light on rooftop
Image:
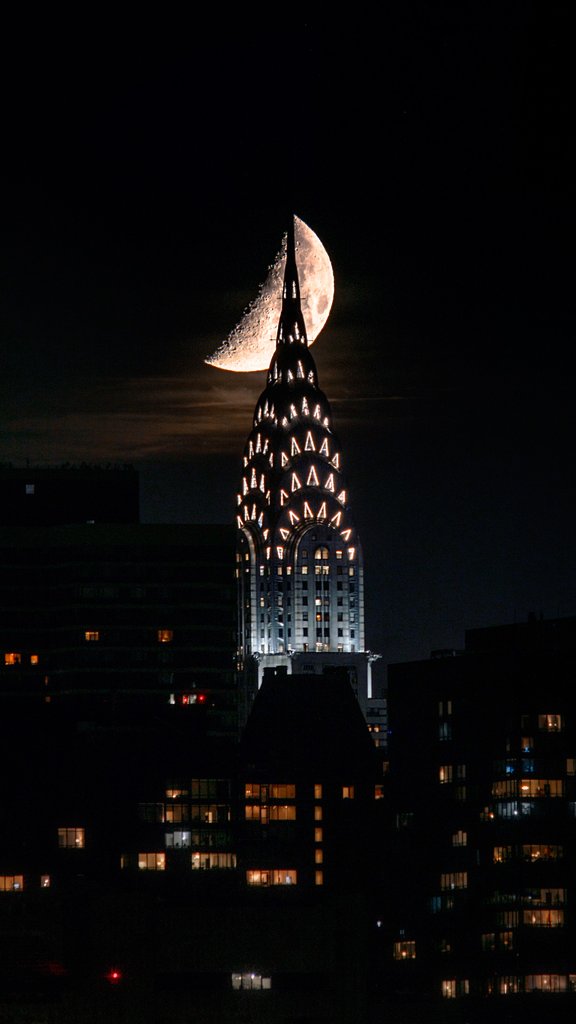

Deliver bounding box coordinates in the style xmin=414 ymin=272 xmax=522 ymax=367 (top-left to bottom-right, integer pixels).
xmin=106 ymin=968 xmax=123 ymax=985
xmin=197 ymin=693 xmax=206 ymax=703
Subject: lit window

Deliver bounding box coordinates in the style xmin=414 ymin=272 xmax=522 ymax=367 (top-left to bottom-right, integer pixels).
xmin=58 ymin=828 xmax=85 ymax=849
xmin=498 ymin=976 xmax=521 ymax=994
xmin=342 ymin=785 xmax=355 ymax=799
xmin=30 ymin=654 xmax=39 ymax=665
xmin=0 ymin=875 xmax=24 ymax=892
xmin=393 ymin=940 xmax=416 ymax=960
xmin=269 ymin=784 xmax=296 ymax=799
xmin=165 ymin=804 xmax=189 ymax=823
xmin=166 ymin=784 xmax=189 ymax=798
xmin=314 ymin=784 xmax=323 ymax=799
xmin=246 ymin=870 xmax=297 ymax=886
xmin=493 ymin=846 xmax=513 ymax=863
xmin=25 ymin=483 xmax=35 ymax=494
xmin=315 ymin=849 xmax=323 ymax=864
xmin=314 ymin=806 xmax=323 ymax=821
xmin=268 ymin=805 xmax=296 ymax=821
xmin=525 ymin=974 xmax=568 ymax=992
xmin=442 ymin=980 xmax=456 ymax=999
xmin=4 ymin=652 xmax=21 ymax=666
xmin=374 ymin=785 xmax=384 ymax=800
xmin=452 ymin=830 xmax=467 ymax=846
xmin=315 ymin=828 xmax=323 ymax=842
xmin=158 ymin=629 xmax=173 ymax=643
xmin=138 ymin=853 xmax=165 ymax=871
xmin=439 ymin=765 xmax=453 ymax=784
xmin=524 ymin=909 xmax=564 ymax=927
xmin=440 ymin=872 xmax=467 ymax=890
xmin=191 ymin=852 xmax=236 ymax=870
xmin=538 ymin=714 xmax=562 ymax=732
xmin=522 ymin=844 xmax=563 ymax=861
xmin=165 ymin=831 xmax=191 ymax=848
xmin=231 ymin=973 xmax=271 ymax=991
xmin=84 ymin=631 xmax=99 ymax=642
xmin=520 ymin=779 xmax=563 ymax=797
xmin=315 ymin=870 xmax=324 ymax=886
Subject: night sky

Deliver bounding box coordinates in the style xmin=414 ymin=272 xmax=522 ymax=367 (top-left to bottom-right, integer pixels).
xmin=1 ymin=12 xmax=574 ymax=669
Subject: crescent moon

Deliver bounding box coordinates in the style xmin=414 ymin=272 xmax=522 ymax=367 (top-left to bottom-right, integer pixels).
xmin=205 ymin=215 xmax=334 ymax=373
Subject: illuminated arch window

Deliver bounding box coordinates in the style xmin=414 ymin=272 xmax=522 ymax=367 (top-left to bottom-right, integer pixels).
xmin=315 ymin=547 xmax=330 ymax=560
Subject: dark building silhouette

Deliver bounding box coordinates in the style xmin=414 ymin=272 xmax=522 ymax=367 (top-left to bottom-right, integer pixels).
xmin=382 ymin=616 xmax=576 ymax=1023
xmin=0 ymin=666 xmax=381 ymax=1023
xmin=0 ymin=521 xmax=238 ymax=735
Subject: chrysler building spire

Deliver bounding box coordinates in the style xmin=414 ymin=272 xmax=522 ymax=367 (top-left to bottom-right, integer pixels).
xmin=237 ymin=218 xmax=373 ymax=722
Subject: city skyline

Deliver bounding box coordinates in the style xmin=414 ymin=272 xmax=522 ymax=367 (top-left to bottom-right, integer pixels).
xmin=1 ymin=16 xmax=573 ymax=664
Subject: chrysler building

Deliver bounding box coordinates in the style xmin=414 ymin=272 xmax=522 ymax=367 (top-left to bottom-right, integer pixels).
xmin=236 ymin=218 xmax=380 ymax=727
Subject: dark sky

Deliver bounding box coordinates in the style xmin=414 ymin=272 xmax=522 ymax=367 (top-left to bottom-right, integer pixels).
xmin=1 ymin=11 xmax=574 ymax=667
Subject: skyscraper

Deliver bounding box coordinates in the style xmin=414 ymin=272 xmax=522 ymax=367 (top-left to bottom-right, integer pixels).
xmin=236 ymin=219 xmax=382 ymax=729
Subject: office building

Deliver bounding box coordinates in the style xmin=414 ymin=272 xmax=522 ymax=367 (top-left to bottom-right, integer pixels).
xmin=382 ymin=616 xmax=576 ymax=1022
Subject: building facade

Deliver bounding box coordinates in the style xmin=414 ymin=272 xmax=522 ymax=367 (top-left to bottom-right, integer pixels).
xmin=236 ymin=220 xmax=381 ymax=727
xmin=382 ymin=616 xmax=576 ymax=1022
